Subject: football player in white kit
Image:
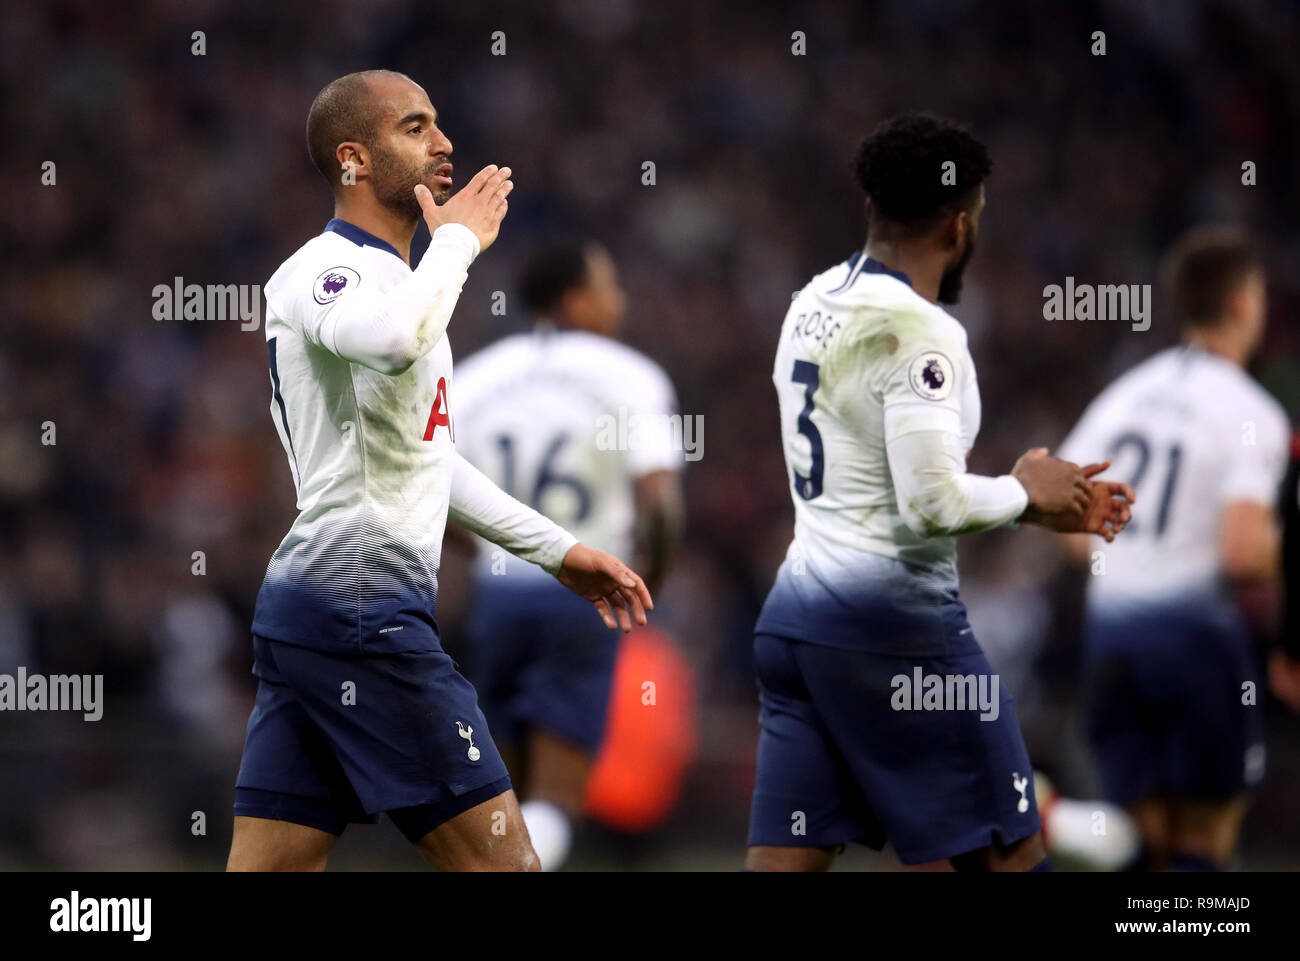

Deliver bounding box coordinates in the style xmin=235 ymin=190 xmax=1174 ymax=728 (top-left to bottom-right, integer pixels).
xmin=745 ymin=114 xmax=1135 ymax=872
xmin=451 ymin=241 xmax=684 ymax=870
xmin=227 ymin=71 xmax=653 ymax=872
xmin=1057 ymin=227 xmax=1291 ymax=871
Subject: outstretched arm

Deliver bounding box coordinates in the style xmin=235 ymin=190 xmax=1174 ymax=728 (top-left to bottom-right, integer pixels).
xmin=448 ymin=454 xmax=652 ymax=631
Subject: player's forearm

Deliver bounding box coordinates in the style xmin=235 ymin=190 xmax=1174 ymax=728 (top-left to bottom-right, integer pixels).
xmin=448 ymin=453 xmax=578 ymax=574
xmin=887 ymin=430 xmax=1028 ymax=537
xmin=633 ymin=471 xmax=684 ymax=594
xmin=323 ymin=224 xmax=480 ymax=374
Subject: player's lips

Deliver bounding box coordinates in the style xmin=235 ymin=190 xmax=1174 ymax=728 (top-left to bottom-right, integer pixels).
xmin=433 ymin=163 xmax=453 ymax=187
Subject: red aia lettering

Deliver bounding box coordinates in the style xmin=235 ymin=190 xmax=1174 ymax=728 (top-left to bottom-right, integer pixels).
xmin=422 ymin=377 xmax=453 ymax=441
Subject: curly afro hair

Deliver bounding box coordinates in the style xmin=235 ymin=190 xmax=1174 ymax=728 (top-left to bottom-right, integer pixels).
xmin=853 ymin=113 xmax=992 ymax=233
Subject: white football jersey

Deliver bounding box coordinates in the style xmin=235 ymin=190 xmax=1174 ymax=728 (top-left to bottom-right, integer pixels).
xmin=755 ymin=252 xmax=985 ymax=648
xmin=1058 ymin=345 xmax=1290 ymax=609
xmin=453 ymin=327 xmax=681 ymax=578
xmin=253 ymin=220 xmax=460 ymax=652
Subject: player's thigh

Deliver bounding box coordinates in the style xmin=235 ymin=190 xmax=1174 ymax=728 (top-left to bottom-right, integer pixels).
xmin=1169 ymin=796 xmax=1249 ymax=862
xmin=747 ymin=635 xmax=881 ymax=856
xmin=745 ymin=845 xmax=838 ymax=872
xmin=796 ymin=638 xmax=1041 ymax=866
xmin=227 ymin=815 xmax=337 ymax=872
xmin=521 ymin=588 xmax=621 ymax=757
xmin=412 ymin=788 xmax=539 ymax=871
xmin=524 ymin=728 xmax=593 ymax=817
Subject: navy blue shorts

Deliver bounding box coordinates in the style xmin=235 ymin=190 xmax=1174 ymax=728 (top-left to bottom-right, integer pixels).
xmin=234 ymin=634 xmax=511 ymax=843
xmin=747 ymin=630 xmax=1041 ymax=865
xmin=463 ymin=575 xmax=619 ymax=753
xmin=1082 ymin=605 xmax=1265 ymax=807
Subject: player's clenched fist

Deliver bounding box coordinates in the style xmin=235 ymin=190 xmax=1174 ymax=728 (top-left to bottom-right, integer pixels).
xmin=415 ymin=164 xmax=513 ymax=253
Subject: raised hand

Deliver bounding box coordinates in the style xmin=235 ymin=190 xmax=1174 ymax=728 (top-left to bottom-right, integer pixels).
xmin=415 ymin=164 xmax=513 ymax=253
xmin=554 ymin=543 xmax=654 ymax=633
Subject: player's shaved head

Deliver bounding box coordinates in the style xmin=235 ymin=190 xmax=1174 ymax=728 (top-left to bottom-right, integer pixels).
xmin=306 ymin=69 xmax=415 ymax=189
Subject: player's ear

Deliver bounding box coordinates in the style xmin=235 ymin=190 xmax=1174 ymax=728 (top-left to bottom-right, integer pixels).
xmin=946 ymin=209 xmax=968 ymax=250
xmin=336 ymin=142 xmax=369 ymax=184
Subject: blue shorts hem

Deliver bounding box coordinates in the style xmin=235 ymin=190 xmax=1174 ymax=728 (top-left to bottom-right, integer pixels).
xmin=893 ymin=816 xmax=1043 ymax=865
xmin=386 ymin=775 xmax=515 ymax=844
xmin=234 ymin=787 xmax=376 ymax=836
xmin=745 ymin=813 xmax=1042 ymax=865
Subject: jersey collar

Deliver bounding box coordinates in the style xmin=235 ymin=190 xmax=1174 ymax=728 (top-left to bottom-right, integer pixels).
xmin=323 ymin=218 xmax=404 ymax=262
xmin=835 ymin=250 xmax=914 ymax=292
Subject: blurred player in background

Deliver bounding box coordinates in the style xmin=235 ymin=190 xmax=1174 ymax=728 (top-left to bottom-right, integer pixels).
xmin=746 ymin=114 xmax=1134 ymax=872
xmin=1273 ymin=436 xmax=1300 ymax=710
xmin=228 ymin=71 xmax=652 ymax=872
xmin=1057 ymin=226 xmax=1292 ymax=871
xmin=451 ymin=241 xmax=685 ymax=870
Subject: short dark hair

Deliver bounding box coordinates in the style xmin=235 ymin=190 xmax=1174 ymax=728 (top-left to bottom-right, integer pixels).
xmin=518 ymin=242 xmax=592 ymax=316
xmin=1160 ymin=226 xmax=1261 ymax=329
xmin=854 ymin=113 xmax=992 ymax=235
xmin=306 ymin=70 xmax=405 ymax=189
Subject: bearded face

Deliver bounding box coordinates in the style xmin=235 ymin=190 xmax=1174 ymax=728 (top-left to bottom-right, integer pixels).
xmin=369 ymin=142 xmax=451 ymax=219
xmin=938 ymin=226 xmax=977 ymax=305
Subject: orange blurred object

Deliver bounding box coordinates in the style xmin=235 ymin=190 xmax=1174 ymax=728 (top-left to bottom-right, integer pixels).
xmin=583 ymin=626 xmax=698 ymax=833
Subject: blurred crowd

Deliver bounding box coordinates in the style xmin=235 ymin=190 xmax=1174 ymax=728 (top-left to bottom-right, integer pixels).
xmin=3 ymin=0 xmax=1299 ymax=868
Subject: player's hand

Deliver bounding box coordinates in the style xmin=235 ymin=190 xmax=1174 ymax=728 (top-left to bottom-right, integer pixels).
xmin=1024 ymin=461 xmax=1135 ymax=541
xmin=1268 ymin=650 xmax=1300 ymax=713
xmin=554 ymin=543 xmax=654 ymax=633
xmin=415 ymin=164 xmax=513 ymax=253
xmin=1012 ymin=447 xmax=1091 ymax=517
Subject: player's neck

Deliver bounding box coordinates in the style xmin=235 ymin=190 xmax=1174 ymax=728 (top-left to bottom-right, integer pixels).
xmin=1183 ymin=329 xmax=1247 ymax=367
xmin=333 ymin=202 xmax=418 ymax=265
xmin=864 ymin=241 xmax=944 ymax=303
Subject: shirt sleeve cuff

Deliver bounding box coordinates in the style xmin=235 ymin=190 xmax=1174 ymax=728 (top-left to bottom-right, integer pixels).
xmin=430 ymin=222 xmax=481 ymax=266
xmin=1001 ymin=474 xmax=1030 ymax=527
xmin=535 ymin=529 xmax=580 ymax=575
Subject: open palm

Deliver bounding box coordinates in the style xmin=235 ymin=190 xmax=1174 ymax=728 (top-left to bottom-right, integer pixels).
xmin=554 ymin=543 xmax=654 ymax=632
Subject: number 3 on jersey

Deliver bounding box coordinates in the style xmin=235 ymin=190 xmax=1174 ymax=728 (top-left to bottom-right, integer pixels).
xmin=791 ymin=360 xmax=824 ymax=500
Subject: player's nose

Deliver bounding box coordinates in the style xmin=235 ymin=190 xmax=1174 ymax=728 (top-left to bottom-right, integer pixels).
xmin=430 ymin=124 xmax=453 ymax=157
